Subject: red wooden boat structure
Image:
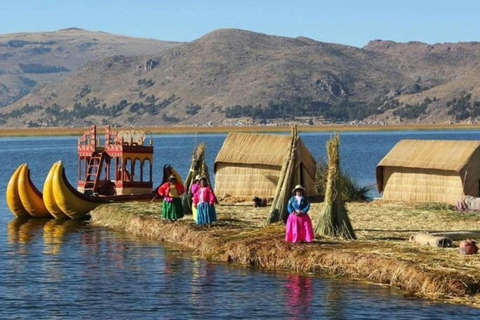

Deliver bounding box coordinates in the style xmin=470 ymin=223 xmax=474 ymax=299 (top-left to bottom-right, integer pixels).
xmin=77 ymin=125 xmax=154 ymax=198
xmin=7 ymin=125 xmax=185 ymax=219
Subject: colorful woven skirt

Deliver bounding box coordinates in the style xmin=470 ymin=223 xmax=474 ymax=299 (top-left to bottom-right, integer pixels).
xmin=162 ymin=198 xmax=184 ymax=221
xmin=196 ymin=202 xmax=217 ymax=225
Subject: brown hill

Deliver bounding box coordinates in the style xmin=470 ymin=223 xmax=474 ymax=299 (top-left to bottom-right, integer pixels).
xmin=2 ymin=29 xmax=480 ymax=127
xmin=0 ymin=28 xmax=180 ymax=108
xmin=364 ymin=40 xmax=480 ymax=123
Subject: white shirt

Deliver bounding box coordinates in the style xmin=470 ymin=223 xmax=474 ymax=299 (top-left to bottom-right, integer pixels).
xmin=295 ymin=195 xmax=302 ymax=206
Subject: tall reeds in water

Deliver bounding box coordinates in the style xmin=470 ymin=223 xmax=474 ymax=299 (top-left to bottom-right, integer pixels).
xmin=315 ymin=134 xmax=356 ymax=239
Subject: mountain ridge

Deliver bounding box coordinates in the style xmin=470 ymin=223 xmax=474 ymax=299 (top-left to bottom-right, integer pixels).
xmin=1 ymin=28 xmax=480 ymax=127
xmin=0 ymin=28 xmax=182 ymax=109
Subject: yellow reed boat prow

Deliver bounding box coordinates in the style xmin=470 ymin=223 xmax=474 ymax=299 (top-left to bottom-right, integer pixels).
xmin=43 ymin=162 xmax=69 ymax=220
xmin=17 ymin=164 xmax=52 ymax=218
xmin=6 ymin=164 xmax=30 ymax=218
xmin=52 ymin=161 xmax=102 ymax=220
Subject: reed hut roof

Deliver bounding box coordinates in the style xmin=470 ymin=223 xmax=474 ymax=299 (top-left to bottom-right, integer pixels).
xmin=214 ymin=132 xmax=316 ymax=176
xmin=377 ymin=140 xmax=480 ymax=172
xmin=377 ymin=140 xmax=480 ymax=193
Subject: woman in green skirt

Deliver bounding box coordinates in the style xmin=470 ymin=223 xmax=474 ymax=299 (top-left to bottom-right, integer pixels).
xmin=158 ymin=174 xmax=186 ymax=221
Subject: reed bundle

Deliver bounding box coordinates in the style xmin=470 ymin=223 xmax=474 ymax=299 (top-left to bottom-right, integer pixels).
xmin=315 ymin=134 xmax=356 ymax=239
xmin=265 ymin=125 xmax=298 ymax=224
xmin=181 ymin=143 xmax=214 ymax=212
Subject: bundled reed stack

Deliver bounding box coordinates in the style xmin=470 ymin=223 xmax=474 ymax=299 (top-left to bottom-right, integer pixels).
xmin=315 ymin=134 xmax=356 ymax=239
xmin=265 ymin=126 xmax=298 ymax=225
xmin=182 ymin=143 xmax=210 ymax=214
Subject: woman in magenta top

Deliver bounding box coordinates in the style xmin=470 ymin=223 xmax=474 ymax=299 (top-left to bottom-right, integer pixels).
xmin=193 ymin=177 xmax=217 ymax=225
xmin=190 ymin=174 xmax=201 ymax=221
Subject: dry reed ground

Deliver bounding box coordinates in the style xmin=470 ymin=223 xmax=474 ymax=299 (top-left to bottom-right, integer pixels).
xmin=89 ymin=200 xmax=480 ymax=307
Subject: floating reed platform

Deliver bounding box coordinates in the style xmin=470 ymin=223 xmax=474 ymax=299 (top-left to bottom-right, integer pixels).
xmin=89 ymin=200 xmax=480 ymax=307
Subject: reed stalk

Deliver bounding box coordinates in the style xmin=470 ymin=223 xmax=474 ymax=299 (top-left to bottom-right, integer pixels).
xmin=181 ymin=143 xmax=208 ymax=213
xmin=265 ymin=125 xmax=298 ymax=224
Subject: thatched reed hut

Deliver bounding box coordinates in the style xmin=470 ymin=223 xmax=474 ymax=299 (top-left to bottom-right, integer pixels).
xmin=214 ymin=132 xmax=316 ymax=201
xmin=376 ymin=140 xmax=480 ymax=204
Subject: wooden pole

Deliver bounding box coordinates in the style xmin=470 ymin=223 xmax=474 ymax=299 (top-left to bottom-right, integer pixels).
xmin=265 ymin=125 xmax=298 ymax=225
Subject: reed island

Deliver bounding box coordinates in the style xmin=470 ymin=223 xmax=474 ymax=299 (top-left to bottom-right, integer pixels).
xmin=90 ymin=199 xmax=480 ymax=308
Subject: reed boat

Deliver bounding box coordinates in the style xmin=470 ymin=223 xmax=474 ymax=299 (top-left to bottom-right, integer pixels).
xmin=6 ymin=125 xmax=183 ymax=220
xmin=6 ymin=164 xmax=30 ymax=218
xmin=51 ymin=161 xmax=103 ymax=220
xmin=43 ymin=162 xmax=69 ymax=220
xmin=17 ymin=164 xmax=52 ymax=218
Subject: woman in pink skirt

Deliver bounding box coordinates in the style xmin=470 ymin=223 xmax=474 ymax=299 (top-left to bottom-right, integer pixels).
xmin=285 ymin=185 xmax=314 ymax=243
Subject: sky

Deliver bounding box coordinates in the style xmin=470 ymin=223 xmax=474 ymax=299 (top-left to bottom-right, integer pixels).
xmin=0 ymin=0 xmax=479 ymax=47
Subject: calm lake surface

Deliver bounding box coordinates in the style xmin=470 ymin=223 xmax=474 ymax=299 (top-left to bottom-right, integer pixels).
xmin=1 ymin=130 xmax=480 ymax=319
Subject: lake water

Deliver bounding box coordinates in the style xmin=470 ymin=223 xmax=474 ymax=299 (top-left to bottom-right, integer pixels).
xmin=1 ymin=130 xmax=480 ymax=319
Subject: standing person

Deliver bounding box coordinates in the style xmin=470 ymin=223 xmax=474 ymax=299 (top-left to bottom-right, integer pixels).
xmin=190 ymin=174 xmax=201 ymax=221
xmin=158 ymin=174 xmax=185 ymax=221
xmin=193 ymin=177 xmax=217 ymax=226
xmin=285 ymin=185 xmax=314 ymax=243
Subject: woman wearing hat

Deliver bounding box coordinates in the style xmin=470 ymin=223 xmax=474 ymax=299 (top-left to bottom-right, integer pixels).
xmin=190 ymin=174 xmax=202 ymax=221
xmin=285 ymin=185 xmax=314 ymax=243
xmin=158 ymin=174 xmax=186 ymax=221
xmin=193 ymin=177 xmax=217 ymax=226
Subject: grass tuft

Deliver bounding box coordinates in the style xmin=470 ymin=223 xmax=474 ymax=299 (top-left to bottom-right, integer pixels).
xmin=315 ymin=161 xmax=373 ymax=201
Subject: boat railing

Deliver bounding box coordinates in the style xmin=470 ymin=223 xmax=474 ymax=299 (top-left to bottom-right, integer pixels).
xmin=144 ymin=130 xmax=153 ymax=146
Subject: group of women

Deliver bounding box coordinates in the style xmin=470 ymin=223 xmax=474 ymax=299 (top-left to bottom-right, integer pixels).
xmin=157 ymin=174 xmax=217 ymax=226
xmin=158 ymin=174 xmax=314 ymax=243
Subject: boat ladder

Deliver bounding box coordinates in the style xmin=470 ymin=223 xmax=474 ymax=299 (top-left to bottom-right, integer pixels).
xmin=84 ymin=152 xmax=105 ymax=193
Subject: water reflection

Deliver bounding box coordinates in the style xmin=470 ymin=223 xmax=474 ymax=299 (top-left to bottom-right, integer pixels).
xmin=77 ymin=226 xmax=133 ymax=271
xmin=284 ymin=274 xmax=313 ymax=320
xmin=8 ymin=218 xmax=49 ymax=253
xmin=3 ymin=217 xmax=480 ymax=318
xmin=325 ymin=278 xmax=344 ymax=320
xmin=43 ymin=219 xmax=85 ymax=255
xmin=7 ymin=218 xmax=28 ymax=244
xmin=191 ymin=259 xmax=201 ymax=305
xmin=8 ymin=218 xmax=84 ymax=255
xmin=191 ymin=258 xmax=216 ymax=307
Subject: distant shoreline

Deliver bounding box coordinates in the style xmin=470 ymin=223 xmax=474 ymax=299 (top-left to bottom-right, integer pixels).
xmin=1 ymin=123 xmax=480 ymax=137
